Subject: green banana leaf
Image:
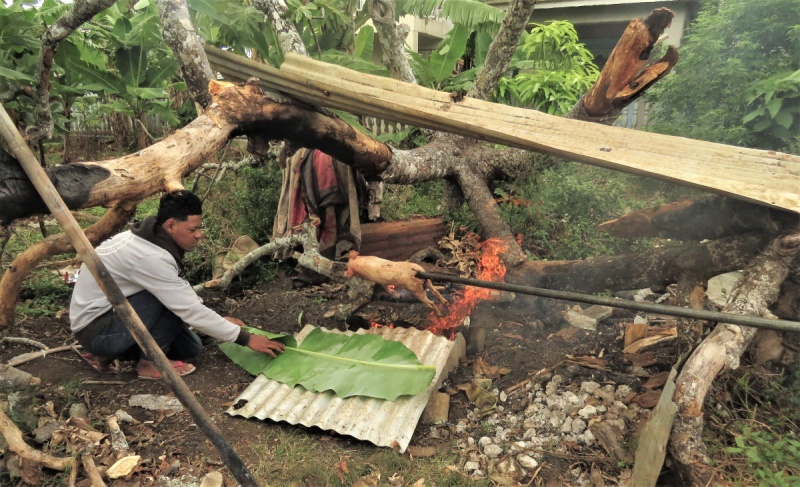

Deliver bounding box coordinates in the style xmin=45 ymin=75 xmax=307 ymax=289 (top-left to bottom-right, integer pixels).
xmin=221 ymin=327 xmax=437 ymax=401
xmin=219 ymin=327 xmax=297 ymax=375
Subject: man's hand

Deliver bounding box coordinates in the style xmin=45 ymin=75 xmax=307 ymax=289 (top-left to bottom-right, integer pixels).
xmin=247 ymin=335 xmax=286 ymax=357
xmin=225 ymin=316 xmax=246 ymax=326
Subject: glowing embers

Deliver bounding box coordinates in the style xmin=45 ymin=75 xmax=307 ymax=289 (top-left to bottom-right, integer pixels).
xmin=427 ymin=238 xmax=509 ymax=338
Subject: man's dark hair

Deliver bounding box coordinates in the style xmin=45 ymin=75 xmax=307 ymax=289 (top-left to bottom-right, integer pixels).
xmin=156 ymin=190 xmax=203 ymax=226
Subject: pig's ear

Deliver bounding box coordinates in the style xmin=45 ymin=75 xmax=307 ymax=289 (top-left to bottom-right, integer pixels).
xmin=349 ymin=250 xmax=360 ymax=259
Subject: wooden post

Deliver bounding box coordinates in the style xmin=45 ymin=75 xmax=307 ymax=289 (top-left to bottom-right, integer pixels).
xmin=0 ymin=103 xmax=260 ymax=487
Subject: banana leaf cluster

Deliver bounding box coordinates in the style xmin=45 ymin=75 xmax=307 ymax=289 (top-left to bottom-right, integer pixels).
xmin=220 ymin=327 xmax=437 ymax=401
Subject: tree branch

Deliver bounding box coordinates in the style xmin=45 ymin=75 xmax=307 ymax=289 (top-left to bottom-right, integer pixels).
xmin=368 ymin=0 xmax=416 ymax=83
xmin=467 ymin=0 xmax=537 ymax=101
xmin=27 ymin=0 xmax=117 ymax=145
xmin=567 ymin=8 xmax=678 ymax=124
xmin=253 ymin=0 xmax=310 ymax=58
xmin=157 ymin=0 xmax=215 ymax=109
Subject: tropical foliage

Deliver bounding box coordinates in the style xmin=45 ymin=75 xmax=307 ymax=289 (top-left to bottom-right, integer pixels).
xmin=221 ymin=327 xmax=437 ymax=401
xmin=646 ymin=0 xmax=800 ymax=150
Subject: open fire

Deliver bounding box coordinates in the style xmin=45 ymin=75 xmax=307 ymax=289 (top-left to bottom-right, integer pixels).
xmin=426 ymin=237 xmax=509 ymax=338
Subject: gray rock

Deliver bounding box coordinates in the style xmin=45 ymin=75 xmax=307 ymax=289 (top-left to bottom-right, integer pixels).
xmin=583 ymin=305 xmax=613 ymax=321
xmin=517 ymin=454 xmax=538 ymax=470
xmin=499 ymin=391 xmax=507 ymax=402
xmin=523 ymin=428 xmax=536 ymax=440
xmin=545 ymin=381 xmax=558 ymax=396
xmin=484 ymin=444 xmax=503 ymax=458
xmin=478 ymin=437 xmax=493 ymax=448
xmin=564 ymin=309 xmax=597 ymax=330
xmin=615 ymin=385 xmax=632 ymax=399
xmin=467 ymin=437 xmax=475 ymax=446
xmin=472 ymin=469 xmax=486 ymax=478
xmin=464 ymin=461 xmax=480 ymax=473
xmin=571 ymin=418 xmax=587 ymax=434
xmin=580 ymin=381 xmax=601 ymax=394
xmin=578 ymin=405 xmax=597 ymax=419
xmin=633 ymin=315 xmax=648 ymax=324
xmin=561 ymin=417 xmax=574 ymax=433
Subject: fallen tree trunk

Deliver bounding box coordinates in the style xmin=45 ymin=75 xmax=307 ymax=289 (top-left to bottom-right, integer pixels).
xmin=0 ymin=202 xmax=135 ymax=328
xmin=670 ymin=232 xmax=800 ymax=485
xmin=506 ymin=233 xmax=771 ymax=294
xmin=597 ymin=196 xmax=799 ymax=241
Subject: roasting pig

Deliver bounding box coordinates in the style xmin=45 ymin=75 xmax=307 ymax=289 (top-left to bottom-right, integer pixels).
xmin=344 ymin=251 xmax=449 ymax=316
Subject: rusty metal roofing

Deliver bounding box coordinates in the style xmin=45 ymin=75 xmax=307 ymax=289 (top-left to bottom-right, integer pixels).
xmin=227 ymin=325 xmax=463 ymax=452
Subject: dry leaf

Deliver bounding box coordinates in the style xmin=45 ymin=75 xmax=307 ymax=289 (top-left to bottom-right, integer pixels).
xmin=501 ymin=333 xmax=524 ymax=340
xmin=473 ymin=357 xmax=509 ymax=379
xmin=407 ymin=446 xmax=437 ymax=458
xmin=457 ymin=381 xmax=497 ymax=408
xmin=624 ymin=324 xmax=649 ymax=348
xmin=412 ymin=479 xmax=426 ymax=487
xmin=388 ymin=473 xmax=404 ymax=487
xmin=642 ymin=371 xmax=670 ymax=390
xmin=335 ymin=461 xmax=349 ymax=484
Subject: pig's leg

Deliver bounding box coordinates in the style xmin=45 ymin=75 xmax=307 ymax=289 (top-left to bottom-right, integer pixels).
xmin=425 ymin=280 xmax=449 ymax=308
xmin=381 ymin=284 xmax=402 ymax=298
xmin=407 ymin=280 xmax=442 ymax=317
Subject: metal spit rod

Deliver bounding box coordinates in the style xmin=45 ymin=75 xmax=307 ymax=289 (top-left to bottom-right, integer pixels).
xmin=417 ymin=272 xmax=800 ymax=334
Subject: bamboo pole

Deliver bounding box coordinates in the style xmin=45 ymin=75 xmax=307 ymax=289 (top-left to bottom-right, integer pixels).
xmin=0 ymin=103 xmax=259 ymax=487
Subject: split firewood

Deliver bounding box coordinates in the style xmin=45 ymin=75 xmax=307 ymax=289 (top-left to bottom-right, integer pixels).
xmin=670 ymin=233 xmax=800 ymax=485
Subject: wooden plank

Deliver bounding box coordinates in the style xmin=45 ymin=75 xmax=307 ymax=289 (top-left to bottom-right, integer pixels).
xmin=206 ymin=48 xmax=800 ymax=214
xmin=360 ymin=217 xmax=446 ymax=260
xmin=631 ymin=368 xmax=678 ymax=487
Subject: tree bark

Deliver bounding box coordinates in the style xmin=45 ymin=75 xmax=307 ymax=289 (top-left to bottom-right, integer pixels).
xmin=467 ymin=0 xmax=537 ymax=101
xmin=27 ymin=0 xmax=118 ymax=145
xmin=252 ymin=0 xmax=310 ymax=58
xmin=368 ymin=0 xmax=416 ymax=84
xmin=157 ymin=0 xmax=215 ymax=109
xmin=670 ymin=233 xmax=800 ymax=486
xmin=568 ymin=8 xmax=679 ymax=124
xmin=0 ymin=202 xmax=136 ymax=328
xmin=597 ymin=196 xmax=798 ymax=241
xmin=506 ymin=233 xmax=771 ymax=294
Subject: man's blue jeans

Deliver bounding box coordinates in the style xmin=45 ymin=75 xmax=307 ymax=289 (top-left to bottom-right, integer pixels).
xmin=83 ymin=290 xmax=203 ymax=361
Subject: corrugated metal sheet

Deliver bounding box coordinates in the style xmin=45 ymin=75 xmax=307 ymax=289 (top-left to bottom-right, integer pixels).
xmin=227 ymin=325 xmax=463 ymax=452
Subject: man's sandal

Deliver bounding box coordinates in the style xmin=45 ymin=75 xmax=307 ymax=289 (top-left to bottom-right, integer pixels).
xmin=138 ymin=361 xmax=196 ymax=380
xmin=80 ymin=353 xmax=119 ymax=374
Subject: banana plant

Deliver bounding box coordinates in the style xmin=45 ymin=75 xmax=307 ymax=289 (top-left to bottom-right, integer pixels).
xmin=64 ymin=0 xmax=183 ymax=150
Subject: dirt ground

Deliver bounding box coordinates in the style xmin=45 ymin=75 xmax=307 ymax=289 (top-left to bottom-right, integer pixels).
xmin=0 ymin=271 xmax=683 ymax=487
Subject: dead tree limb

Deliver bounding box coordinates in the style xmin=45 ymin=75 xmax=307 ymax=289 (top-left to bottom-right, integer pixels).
xmin=467 ymin=0 xmax=537 ymax=101
xmin=597 ymin=196 xmax=799 ymax=241
xmin=193 ymin=232 xmax=306 ymax=291
xmin=506 ymin=233 xmax=770 ymax=294
xmin=252 ymin=0 xmax=310 ymax=58
xmin=367 ymin=0 xmax=416 ymax=84
xmin=568 ymin=8 xmax=679 ymax=124
xmin=0 ymin=407 xmax=72 ymax=471
xmin=670 ymin=233 xmax=800 ymax=486
xmin=0 ymin=202 xmax=135 ymax=328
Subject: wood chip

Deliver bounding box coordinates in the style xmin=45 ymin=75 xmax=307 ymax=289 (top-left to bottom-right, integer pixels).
xmin=642 ymin=371 xmax=671 ymax=390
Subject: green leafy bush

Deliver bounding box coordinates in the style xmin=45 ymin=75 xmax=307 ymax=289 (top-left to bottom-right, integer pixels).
xmin=646 ymin=0 xmax=800 ymax=149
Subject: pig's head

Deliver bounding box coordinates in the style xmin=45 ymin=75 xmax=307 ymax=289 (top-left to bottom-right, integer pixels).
xmin=348 ymin=250 xmax=360 ymax=261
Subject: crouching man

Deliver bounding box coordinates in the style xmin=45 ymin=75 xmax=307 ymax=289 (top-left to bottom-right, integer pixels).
xmin=69 ymin=190 xmax=284 ymax=379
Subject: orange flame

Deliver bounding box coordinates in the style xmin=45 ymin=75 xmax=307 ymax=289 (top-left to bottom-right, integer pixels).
xmin=427 ymin=238 xmax=509 ymax=337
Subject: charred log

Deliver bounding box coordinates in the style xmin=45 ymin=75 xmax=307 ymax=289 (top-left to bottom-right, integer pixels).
xmin=597 ymin=196 xmax=799 ymax=241
xmin=506 ymin=234 xmax=770 ymax=294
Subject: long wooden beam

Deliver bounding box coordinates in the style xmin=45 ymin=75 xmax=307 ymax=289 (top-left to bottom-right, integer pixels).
xmin=206 ymin=47 xmax=800 ymax=214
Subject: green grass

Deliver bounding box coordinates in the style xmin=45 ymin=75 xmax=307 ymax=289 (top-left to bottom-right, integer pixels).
xmin=249 ymin=427 xmax=490 ymax=486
